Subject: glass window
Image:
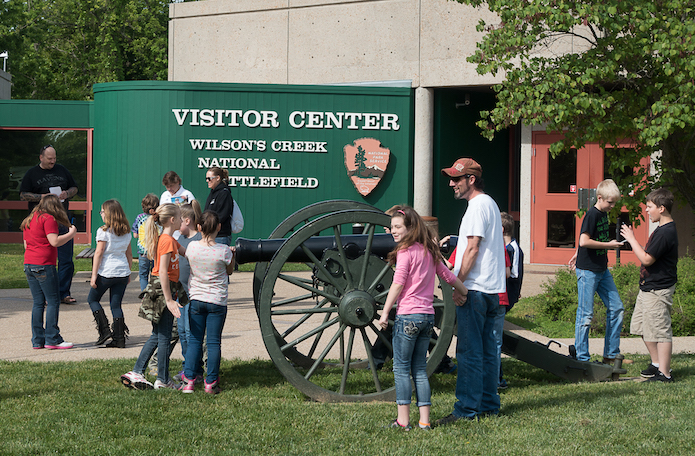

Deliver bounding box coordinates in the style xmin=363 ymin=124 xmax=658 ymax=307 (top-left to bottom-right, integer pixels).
xmin=547 ymin=147 xmax=577 ymax=193
xmin=547 ymin=211 xmax=576 ymax=248
xmin=0 ymin=129 xmax=88 ymax=232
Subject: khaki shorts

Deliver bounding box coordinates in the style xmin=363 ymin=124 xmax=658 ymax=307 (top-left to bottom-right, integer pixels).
xmin=630 ymin=286 xmax=675 ymax=342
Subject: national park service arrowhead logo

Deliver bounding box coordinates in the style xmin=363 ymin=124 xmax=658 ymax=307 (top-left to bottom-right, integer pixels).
xmin=344 ymin=138 xmax=390 ymax=197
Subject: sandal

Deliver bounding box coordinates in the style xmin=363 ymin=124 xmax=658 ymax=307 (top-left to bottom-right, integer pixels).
xmin=61 ymin=296 xmax=77 ymax=304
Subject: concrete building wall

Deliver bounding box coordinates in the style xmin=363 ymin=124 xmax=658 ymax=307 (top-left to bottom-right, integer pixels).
xmin=0 ymin=69 xmax=10 ymax=99
xmin=168 ymin=0 xmax=505 ymax=87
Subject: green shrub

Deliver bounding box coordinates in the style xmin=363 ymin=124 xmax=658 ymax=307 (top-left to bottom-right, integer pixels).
xmin=672 ymin=256 xmax=695 ymax=336
xmin=525 ymin=257 xmax=695 ymax=337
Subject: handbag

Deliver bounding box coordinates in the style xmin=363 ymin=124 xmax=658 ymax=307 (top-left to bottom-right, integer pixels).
xmin=231 ymin=199 xmax=244 ymax=233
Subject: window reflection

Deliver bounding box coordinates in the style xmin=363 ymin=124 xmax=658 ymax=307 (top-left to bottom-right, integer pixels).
xmin=547 ymin=211 xmax=576 ymax=248
xmin=548 ymin=147 xmax=577 ymax=193
xmin=0 ymin=129 xmax=87 ymax=233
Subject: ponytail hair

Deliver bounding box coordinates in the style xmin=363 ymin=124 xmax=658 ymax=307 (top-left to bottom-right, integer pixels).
xmin=198 ymin=210 xmax=220 ymax=238
xmin=386 ymin=205 xmax=442 ymax=265
xmin=100 ymin=199 xmax=130 ymax=236
xmin=180 ymin=199 xmax=202 ymax=227
xmin=145 ymin=203 xmax=180 ymax=260
xmin=208 ymin=166 xmax=229 ymax=185
xmin=20 ymin=194 xmax=70 ymax=230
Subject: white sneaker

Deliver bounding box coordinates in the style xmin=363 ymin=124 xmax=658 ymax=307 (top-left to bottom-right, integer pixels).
xmin=45 ymin=341 xmax=74 ymax=349
xmin=154 ymin=379 xmax=180 ymax=390
xmin=121 ymin=371 xmax=154 ymax=390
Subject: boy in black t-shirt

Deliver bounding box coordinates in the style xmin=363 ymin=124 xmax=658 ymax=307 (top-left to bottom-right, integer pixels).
xmin=568 ymin=179 xmax=625 ymax=363
xmin=621 ymin=188 xmax=678 ymax=383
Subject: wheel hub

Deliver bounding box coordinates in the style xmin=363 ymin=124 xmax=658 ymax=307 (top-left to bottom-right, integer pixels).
xmin=338 ymin=290 xmax=376 ymax=328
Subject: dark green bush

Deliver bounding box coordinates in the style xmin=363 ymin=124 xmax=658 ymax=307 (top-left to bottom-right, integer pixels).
xmin=530 ymin=257 xmax=695 ymax=337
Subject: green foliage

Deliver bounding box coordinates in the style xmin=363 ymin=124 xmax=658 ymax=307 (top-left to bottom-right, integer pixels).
xmin=458 ymin=0 xmax=695 ymax=217
xmin=0 ymin=0 xmax=173 ymax=100
xmin=514 ymin=258 xmax=695 ymax=337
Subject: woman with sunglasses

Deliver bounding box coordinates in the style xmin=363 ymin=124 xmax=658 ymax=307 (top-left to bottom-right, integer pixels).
xmin=203 ymin=167 xmax=234 ymax=245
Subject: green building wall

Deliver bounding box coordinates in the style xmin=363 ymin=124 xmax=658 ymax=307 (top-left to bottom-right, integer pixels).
xmin=92 ymin=81 xmax=414 ymax=242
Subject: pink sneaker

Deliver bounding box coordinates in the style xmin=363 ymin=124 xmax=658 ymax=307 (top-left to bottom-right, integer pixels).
xmin=204 ymin=379 xmax=220 ymax=395
xmin=178 ymin=374 xmax=195 ymax=393
xmin=121 ymin=371 xmax=154 ymax=390
xmin=45 ymin=342 xmax=74 ymax=349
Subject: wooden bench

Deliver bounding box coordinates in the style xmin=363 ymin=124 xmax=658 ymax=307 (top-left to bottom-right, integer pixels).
xmin=76 ymin=247 xmax=96 ymax=260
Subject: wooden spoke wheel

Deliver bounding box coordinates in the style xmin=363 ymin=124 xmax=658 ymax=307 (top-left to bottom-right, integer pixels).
xmin=257 ymin=209 xmax=456 ymax=402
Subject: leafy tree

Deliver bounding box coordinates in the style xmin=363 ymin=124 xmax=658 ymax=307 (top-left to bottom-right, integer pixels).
xmin=459 ymin=0 xmax=695 ymax=223
xmin=0 ymin=0 xmax=174 ymax=100
xmin=355 ymin=145 xmax=367 ymax=176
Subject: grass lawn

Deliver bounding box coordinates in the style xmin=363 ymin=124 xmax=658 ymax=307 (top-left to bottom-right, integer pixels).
xmin=2 ymin=354 xmax=694 ymax=455
xmin=506 ymin=296 xmax=577 ymax=339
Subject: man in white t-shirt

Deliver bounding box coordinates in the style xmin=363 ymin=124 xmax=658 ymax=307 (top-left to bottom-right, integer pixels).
xmin=436 ymin=158 xmax=506 ymax=426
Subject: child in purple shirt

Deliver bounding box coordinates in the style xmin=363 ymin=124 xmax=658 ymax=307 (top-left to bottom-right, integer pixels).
xmin=379 ymin=205 xmax=468 ymax=431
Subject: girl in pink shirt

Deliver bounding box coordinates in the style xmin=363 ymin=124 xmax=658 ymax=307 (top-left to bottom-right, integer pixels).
xmin=378 ymin=205 xmax=468 ymax=431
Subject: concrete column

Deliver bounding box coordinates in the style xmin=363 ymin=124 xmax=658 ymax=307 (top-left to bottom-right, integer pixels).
xmin=519 ymin=124 xmax=533 ymax=264
xmin=0 ymin=69 xmax=11 ymax=100
xmin=413 ymin=87 xmax=434 ymax=216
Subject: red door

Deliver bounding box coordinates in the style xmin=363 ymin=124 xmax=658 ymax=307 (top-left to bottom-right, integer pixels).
xmin=531 ymin=132 xmax=647 ymax=265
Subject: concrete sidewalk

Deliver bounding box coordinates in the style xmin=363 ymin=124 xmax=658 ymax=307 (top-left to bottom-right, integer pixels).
xmin=1 ymin=266 xmax=694 ymax=363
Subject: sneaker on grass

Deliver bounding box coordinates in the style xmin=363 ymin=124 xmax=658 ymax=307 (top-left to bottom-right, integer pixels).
xmin=154 ymin=379 xmax=180 ymax=390
xmin=178 ymin=374 xmax=195 ymax=393
xmin=204 ymin=379 xmax=220 ymax=394
xmin=121 ymin=371 xmax=154 ymax=390
xmin=640 ymin=364 xmax=659 ymax=378
xmin=387 ymin=420 xmax=411 ymax=431
xmin=646 ymin=372 xmax=674 ymax=383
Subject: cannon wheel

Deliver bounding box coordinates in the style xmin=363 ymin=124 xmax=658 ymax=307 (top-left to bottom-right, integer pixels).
xmin=253 ymin=199 xmax=378 ymax=308
xmin=253 ymin=200 xmax=379 ymax=369
xmin=258 ymin=209 xmax=455 ymax=402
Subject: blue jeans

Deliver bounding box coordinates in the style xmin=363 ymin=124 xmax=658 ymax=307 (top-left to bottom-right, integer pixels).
xmin=454 ymin=291 xmax=504 ymax=418
xmin=134 ymin=308 xmax=175 ymax=383
xmin=25 ymin=264 xmax=64 ymax=347
xmin=185 ymin=300 xmax=227 ymax=384
xmin=575 ymin=268 xmax=624 ymax=361
xmin=393 ymin=313 xmax=434 ymax=406
xmin=57 ymin=236 xmax=74 ymax=299
xmin=138 ymin=256 xmax=154 ymax=292
xmin=215 ymin=235 xmax=230 ymax=246
xmin=87 ymin=275 xmax=128 ymax=319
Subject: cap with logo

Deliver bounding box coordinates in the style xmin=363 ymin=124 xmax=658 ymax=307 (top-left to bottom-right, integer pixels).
xmin=441 ymin=158 xmax=482 ymax=178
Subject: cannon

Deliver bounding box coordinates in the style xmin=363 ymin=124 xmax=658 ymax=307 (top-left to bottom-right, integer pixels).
xmin=236 ymin=200 xmax=626 ymax=403
xmin=235 ymin=200 xmax=457 ymax=402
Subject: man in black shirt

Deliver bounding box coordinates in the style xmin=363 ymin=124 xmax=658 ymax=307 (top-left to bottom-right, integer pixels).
xmin=20 ymin=145 xmax=79 ymax=304
xmin=621 ymin=188 xmax=678 ymax=383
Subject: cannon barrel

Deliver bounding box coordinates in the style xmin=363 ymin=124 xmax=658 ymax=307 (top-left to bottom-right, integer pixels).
xmin=235 ymin=234 xmax=458 ymax=264
xmin=236 ymin=233 xmax=394 ymax=265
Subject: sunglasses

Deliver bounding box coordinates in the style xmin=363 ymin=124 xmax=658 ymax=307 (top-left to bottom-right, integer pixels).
xmin=450 ymin=174 xmax=472 ymax=183
xmin=41 ymin=145 xmax=54 ymax=152
xmin=205 ymin=176 xmax=216 ymax=182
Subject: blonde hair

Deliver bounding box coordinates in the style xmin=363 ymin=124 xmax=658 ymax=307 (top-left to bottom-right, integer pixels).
xmin=20 ymin=194 xmax=70 ymax=231
xmin=596 ymin=179 xmax=620 ymax=200
xmin=100 ymin=199 xmax=130 ymax=236
xmin=180 ymin=200 xmax=202 ymax=227
xmin=145 ymin=203 xmax=180 ymax=260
